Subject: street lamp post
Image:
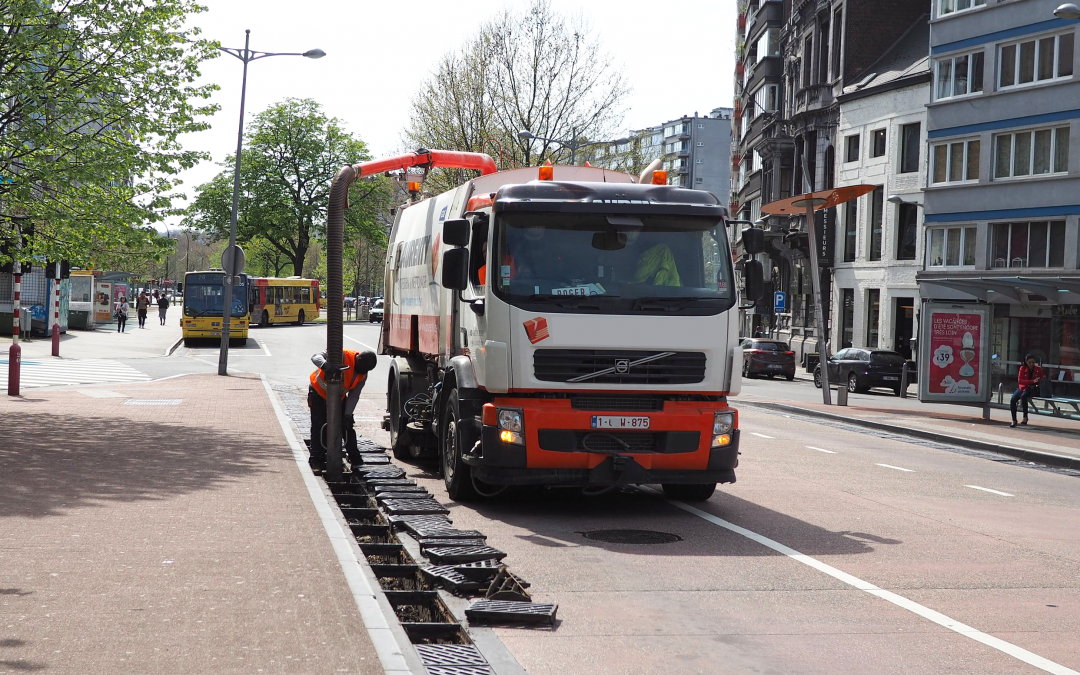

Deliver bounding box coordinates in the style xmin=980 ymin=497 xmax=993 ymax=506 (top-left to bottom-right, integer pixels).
xmin=517 ymin=128 xmax=612 ymax=165
xmin=214 ymin=30 xmax=324 ymax=376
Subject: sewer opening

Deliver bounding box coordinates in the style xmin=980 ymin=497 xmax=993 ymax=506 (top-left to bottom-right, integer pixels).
xmin=580 ymin=529 xmax=683 ymax=545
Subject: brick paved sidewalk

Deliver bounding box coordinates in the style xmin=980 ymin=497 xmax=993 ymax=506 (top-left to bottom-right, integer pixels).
xmin=0 ymin=373 xmax=383 ymax=675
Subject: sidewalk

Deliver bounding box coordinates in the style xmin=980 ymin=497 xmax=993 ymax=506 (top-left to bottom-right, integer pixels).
xmin=0 ymin=373 xmax=384 ymax=674
xmin=742 ymin=378 xmax=1080 ymax=470
xmin=13 ymin=318 xmax=183 ymax=361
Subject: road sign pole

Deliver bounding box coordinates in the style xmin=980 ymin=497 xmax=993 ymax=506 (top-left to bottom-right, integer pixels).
xmin=805 ymin=201 xmax=832 ymax=405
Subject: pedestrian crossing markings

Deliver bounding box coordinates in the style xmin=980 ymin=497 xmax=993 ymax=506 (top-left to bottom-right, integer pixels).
xmin=0 ymin=358 xmax=150 ymax=388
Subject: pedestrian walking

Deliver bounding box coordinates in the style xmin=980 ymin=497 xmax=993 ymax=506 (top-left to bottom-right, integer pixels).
xmin=1010 ymin=354 xmax=1045 ymax=428
xmin=135 ymin=291 xmax=150 ymax=328
xmin=114 ymin=296 xmax=129 ymax=333
xmin=307 ymin=348 xmax=378 ymax=472
xmin=157 ymin=292 xmax=170 ymax=325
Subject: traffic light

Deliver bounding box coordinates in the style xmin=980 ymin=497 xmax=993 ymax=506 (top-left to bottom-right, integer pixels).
xmin=44 ymin=260 xmax=71 ymax=278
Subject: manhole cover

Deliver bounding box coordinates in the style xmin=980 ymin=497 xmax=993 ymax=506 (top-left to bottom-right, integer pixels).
xmin=580 ymin=529 xmax=682 ymax=545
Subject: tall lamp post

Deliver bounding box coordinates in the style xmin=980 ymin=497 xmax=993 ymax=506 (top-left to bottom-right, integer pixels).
xmin=214 ymin=30 xmax=325 ymax=376
xmin=517 ymin=128 xmax=612 ymax=165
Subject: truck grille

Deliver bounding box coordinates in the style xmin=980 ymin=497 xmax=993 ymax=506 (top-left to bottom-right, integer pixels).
xmin=570 ymin=396 xmax=664 ymax=412
xmin=534 ymin=350 xmax=706 ymax=385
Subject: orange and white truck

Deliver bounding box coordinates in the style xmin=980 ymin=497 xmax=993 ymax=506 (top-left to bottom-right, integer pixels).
xmin=378 ymin=151 xmax=760 ymax=501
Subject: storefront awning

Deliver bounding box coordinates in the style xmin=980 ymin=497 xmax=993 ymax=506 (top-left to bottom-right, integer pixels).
xmin=919 ymin=275 xmax=1080 ymax=303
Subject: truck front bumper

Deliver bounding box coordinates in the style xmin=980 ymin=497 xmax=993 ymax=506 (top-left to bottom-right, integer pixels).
xmin=463 ymin=397 xmax=740 ymax=486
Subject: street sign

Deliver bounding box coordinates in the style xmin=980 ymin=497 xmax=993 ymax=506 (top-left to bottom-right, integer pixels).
xmin=774 ymin=291 xmax=787 ymax=313
xmin=221 ymin=244 xmax=246 ymax=276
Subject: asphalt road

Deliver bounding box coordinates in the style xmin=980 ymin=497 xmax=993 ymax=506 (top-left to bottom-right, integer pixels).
xmin=168 ymin=322 xmax=1080 ymax=675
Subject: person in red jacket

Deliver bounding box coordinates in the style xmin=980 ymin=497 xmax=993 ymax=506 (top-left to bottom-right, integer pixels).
xmin=1010 ymin=354 xmax=1045 ymax=427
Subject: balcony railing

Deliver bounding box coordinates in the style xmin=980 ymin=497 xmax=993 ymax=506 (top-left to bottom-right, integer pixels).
xmin=794 ymin=83 xmax=834 ymax=114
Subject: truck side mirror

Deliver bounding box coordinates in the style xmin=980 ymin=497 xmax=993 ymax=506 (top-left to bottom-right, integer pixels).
xmin=743 ymin=260 xmax=764 ymax=302
xmin=742 ymin=227 xmax=765 ymax=255
xmin=443 ymin=219 xmax=470 ymax=247
xmin=441 ymin=248 xmax=469 ymax=290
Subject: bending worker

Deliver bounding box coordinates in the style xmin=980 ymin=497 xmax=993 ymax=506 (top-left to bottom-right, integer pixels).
xmin=308 ymin=348 xmax=378 ymax=471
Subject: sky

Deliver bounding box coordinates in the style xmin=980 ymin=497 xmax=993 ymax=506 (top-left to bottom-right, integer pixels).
xmin=165 ymin=0 xmax=738 ymax=227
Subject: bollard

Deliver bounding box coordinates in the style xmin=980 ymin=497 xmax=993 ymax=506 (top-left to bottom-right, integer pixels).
xmin=836 ymin=384 xmax=848 ymax=406
xmin=7 ymin=342 xmax=20 ymax=396
xmin=900 ymin=362 xmax=909 ymax=398
xmin=51 ymin=323 xmax=60 ymax=356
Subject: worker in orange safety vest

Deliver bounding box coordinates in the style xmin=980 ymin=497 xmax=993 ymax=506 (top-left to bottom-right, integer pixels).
xmin=307 ymin=348 xmax=377 ymax=471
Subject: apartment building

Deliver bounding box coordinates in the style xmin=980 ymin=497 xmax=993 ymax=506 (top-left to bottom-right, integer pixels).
xmin=920 ymin=0 xmax=1080 ymax=394
xmin=732 ymin=0 xmax=928 ymax=358
xmin=594 ymin=108 xmax=732 ymax=203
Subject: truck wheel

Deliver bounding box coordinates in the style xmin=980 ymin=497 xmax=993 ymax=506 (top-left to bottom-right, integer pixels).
xmin=662 ymin=483 xmax=716 ymax=501
xmin=441 ymin=388 xmax=477 ymax=501
xmin=389 ymin=382 xmax=414 ymax=460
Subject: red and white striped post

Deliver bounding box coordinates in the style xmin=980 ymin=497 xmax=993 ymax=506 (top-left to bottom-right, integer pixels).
xmin=50 ymin=262 xmax=60 ymax=356
xmin=8 ymin=260 xmax=21 ymax=396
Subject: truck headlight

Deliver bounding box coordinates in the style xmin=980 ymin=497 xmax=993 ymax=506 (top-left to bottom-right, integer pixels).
xmin=712 ymin=411 xmax=735 ymax=447
xmin=497 ymin=408 xmax=524 ymax=445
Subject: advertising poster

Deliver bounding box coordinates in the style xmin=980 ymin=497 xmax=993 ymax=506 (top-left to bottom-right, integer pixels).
xmin=919 ymin=303 xmax=991 ymax=404
xmin=95 ymin=281 xmax=113 ymax=322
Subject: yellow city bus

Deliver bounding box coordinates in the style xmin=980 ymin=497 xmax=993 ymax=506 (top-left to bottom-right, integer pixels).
xmin=181 ymin=270 xmax=250 ymax=346
xmin=249 ymin=276 xmax=321 ymax=327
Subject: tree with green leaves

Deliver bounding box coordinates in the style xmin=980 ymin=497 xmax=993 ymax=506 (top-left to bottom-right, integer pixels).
xmin=184 ymin=98 xmax=391 ymax=277
xmin=404 ymin=0 xmax=630 ymax=192
xmin=0 ymin=0 xmax=218 ymax=268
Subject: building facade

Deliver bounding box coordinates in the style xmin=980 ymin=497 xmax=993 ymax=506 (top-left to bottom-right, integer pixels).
xmin=732 ymin=0 xmax=929 ymax=360
xmin=920 ymin=0 xmax=1080 ymax=395
xmin=833 ymin=18 xmax=930 ymax=358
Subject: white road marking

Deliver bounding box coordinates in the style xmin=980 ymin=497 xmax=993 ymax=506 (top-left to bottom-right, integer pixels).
xmin=259 ymin=339 xmax=272 ymax=357
xmin=0 ymin=358 xmax=149 ymax=388
xmin=260 ymin=375 xmax=413 ymax=674
xmin=750 ymin=432 xmax=774 ymax=439
xmin=877 ymin=463 xmax=915 ymax=472
xmin=344 ymin=334 xmax=379 ymax=351
xmin=666 ymin=498 xmax=1078 ymax=675
xmin=965 ymin=485 xmax=1015 ymax=497
xmin=805 ymin=445 xmax=836 ymax=454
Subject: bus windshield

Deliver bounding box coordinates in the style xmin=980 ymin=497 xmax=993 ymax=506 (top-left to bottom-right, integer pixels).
xmin=183 ymin=274 xmax=248 ymax=318
xmin=491 ymin=212 xmax=736 ymax=315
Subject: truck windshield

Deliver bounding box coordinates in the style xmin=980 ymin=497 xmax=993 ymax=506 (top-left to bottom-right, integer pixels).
xmin=491 ymin=212 xmax=736 ymax=315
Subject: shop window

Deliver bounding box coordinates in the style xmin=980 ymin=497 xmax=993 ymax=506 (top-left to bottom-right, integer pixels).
xmin=869 ymin=187 xmax=883 ymax=261
xmin=931 ymin=139 xmax=980 ymax=183
xmin=841 ymin=288 xmax=855 ymax=348
xmin=991 ymin=220 xmax=1066 ymax=268
xmin=871 ymin=129 xmax=886 ymax=158
xmin=866 ymin=289 xmax=880 ymax=348
xmin=999 ymin=32 xmax=1073 ymax=89
xmin=927 ymin=226 xmax=977 ymax=268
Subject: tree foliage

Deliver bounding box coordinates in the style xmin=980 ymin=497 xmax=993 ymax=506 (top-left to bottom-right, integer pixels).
xmin=404 ymin=0 xmax=630 ymax=192
xmin=184 ymin=98 xmax=392 ymax=277
xmin=0 ymin=0 xmax=218 ymax=267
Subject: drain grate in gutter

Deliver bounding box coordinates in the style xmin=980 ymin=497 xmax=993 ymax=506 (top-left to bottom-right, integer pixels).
xmin=466 ymin=600 xmax=558 ymax=626
xmin=425 ymin=546 xmax=507 ymax=565
xmin=382 ymin=498 xmax=452 ymax=515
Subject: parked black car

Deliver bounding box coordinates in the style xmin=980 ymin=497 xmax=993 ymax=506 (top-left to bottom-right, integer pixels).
xmin=740 ymin=338 xmax=796 ymax=381
xmin=814 ymin=348 xmax=914 ymax=394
